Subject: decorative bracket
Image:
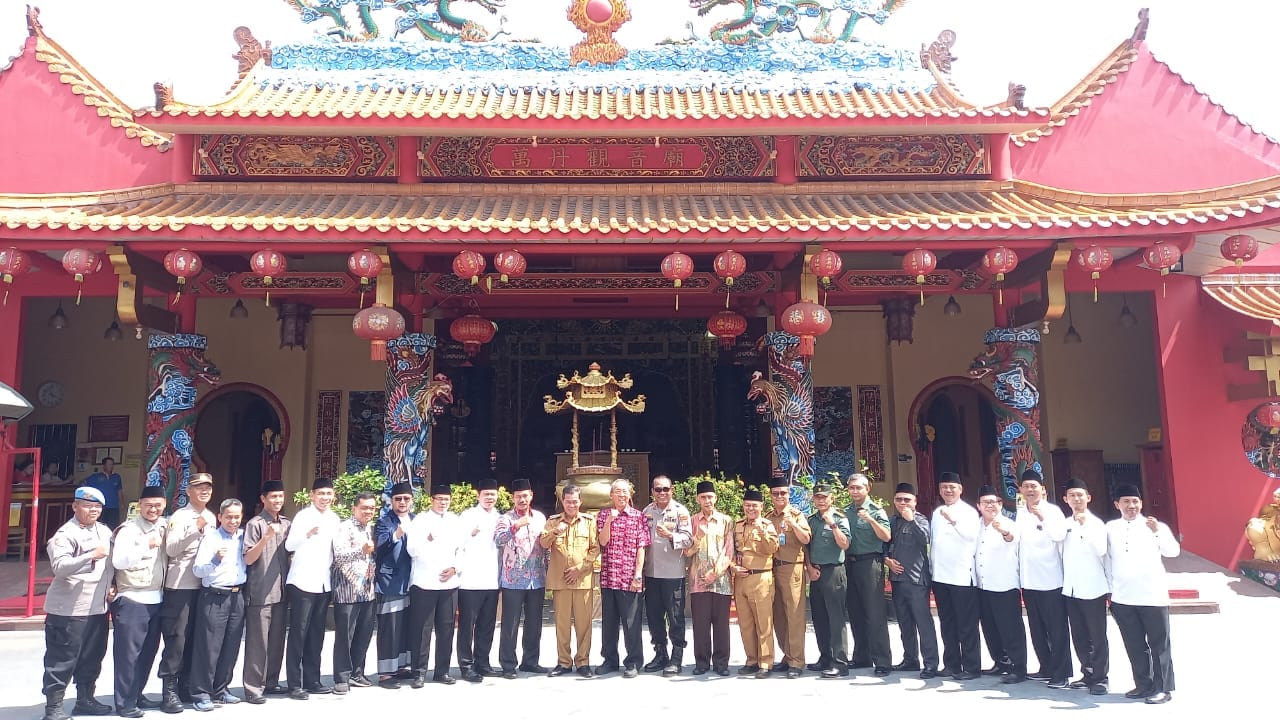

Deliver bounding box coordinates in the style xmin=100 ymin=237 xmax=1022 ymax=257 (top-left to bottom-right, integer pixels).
xmin=107 ymin=245 xmax=179 ymax=336
xmin=1007 ymin=241 xmax=1070 ymax=329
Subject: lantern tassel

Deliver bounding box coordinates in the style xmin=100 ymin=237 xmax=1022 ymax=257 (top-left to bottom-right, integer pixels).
xmin=674 ymin=293 xmax=680 ymax=311
xmin=919 ymin=285 xmax=925 ymax=307
xmin=1093 ymin=283 xmax=1099 ymax=303
xmin=265 ymin=289 xmax=271 ymax=308
xmin=998 ymin=283 xmax=1004 ymax=306
xmin=358 ymin=289 xmax=366 ymax=310
xmin=2 ymin=289 xmax=7 ymax=305
xmin=170 ymin=290 xmax=182 ymax=306
xmin=798 ymin=335 xmax=815 ymax=358
xmin=75 ymin=285 xmax=82 ymax=305
xmin=371 ymin=340 xmax=387 ymax=362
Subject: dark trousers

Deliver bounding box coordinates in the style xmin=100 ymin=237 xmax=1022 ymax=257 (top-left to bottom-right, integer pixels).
xmin=375 ymin=595 xmax=411 ymax=676
xmin=333 ymin=601 xmax=375 ymax=684
xmin=1110 ymin=602 xmax=1175 ymax=694
xmin=499 ymin=588 xmax=545 ymax=671
xmin=845 ymin=556 xmax=891 ymax=668
xmin=600 ymin=588 xmax=644 ymax=670
xmin=689 ymin=593 xmax=730 ymax=669
xmin=932 ymin=581 xmax=981 ymax=674
xmin=809 ymin=564 xmax=849 ymax=668
xmin=457 ymin=589 xmax=499 ymax=672
xmin=1024 ymin=587 xmax=1072 ymax=681
xmin=242 ymin=601 xmax=286 ymax=697
xmin=42 ymin=613 xmax=108 ymax=697
xmin=643 ymin=577 xmax=687 ymax=658
xmin=285 ymin=586 xmax=330 ymax=690
xmin=979 ymin=588 xmax=1027 ymax=677
xmin=890 ymin=581 xmax=939 ymax=670
xmin=1065 ymin=595 xmax=1110 ymax=685
xmin=158 ymin=588 xmax=200 ymax=685
xmin=409 ymin=587 xmax=456 ymax=678
xmin=190 ymin=589 xmax=246 ymax=702
xmin=111 ymin=598 xmax=162 ymax=710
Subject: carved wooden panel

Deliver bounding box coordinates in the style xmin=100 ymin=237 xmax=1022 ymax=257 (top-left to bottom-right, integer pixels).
xmin=195 ymin=135 xmax=397 ymax=177
xmin=797 ymin=134 xmax=988 ymax=178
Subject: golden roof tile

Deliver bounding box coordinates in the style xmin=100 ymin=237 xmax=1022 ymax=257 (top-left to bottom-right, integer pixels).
xmin=1011 ymin=39 xmax=1140 ymax=148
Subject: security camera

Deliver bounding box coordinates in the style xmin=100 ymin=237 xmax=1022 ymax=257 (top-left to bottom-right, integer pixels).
xmin=0 ymin=381 xmax=33 ymax=422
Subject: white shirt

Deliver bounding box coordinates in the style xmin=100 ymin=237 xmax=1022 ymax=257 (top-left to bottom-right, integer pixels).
xmin=975 ymin=518 xmax=1020 ymax=592
xmin=1106 ymin=516 xmax=1179 ymax=606
xmin=285 ymin=505 xmax=341 ymax=593
xmin=1015 ymin=502 xmax=1066 ymax=591
xmin=1061 ymin=510 xmax=1109 ymax=600
xmin=930 ymin=500 xmax=980 ymax=586
xmin=406 ymin=510 xmax=463 ymax=591
xmin=112 ymin=517 xmax=166 ymax=604
xmin=193 ymin=527 xmax=248 ymax=588
xmin=456 ymin=506 xmax=500 ymax=590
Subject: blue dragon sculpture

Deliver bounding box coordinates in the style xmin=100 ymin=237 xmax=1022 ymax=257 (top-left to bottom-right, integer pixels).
xmin=144 ymin=334 xmax=221 ymax=509
xmin=968 ymin=327 xmax=1045 ymax=502
xmin=284 ymin=0 xmax=506 ymax=42
xmin=748 ymin=331 xmax=814 ymax=487
xmin=382 ymin=334 xmax=452 ymax=497
xmin=690 ymin=0 xmax=904 ymax=44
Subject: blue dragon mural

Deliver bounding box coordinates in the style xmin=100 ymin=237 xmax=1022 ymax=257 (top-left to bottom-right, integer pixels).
xmin=968 ymin=327 xmax=1045 ymax=502
xmin=382 ymin=333 xmax=452 ymax=496
xmin=748 ymin=331 xmax=815 ymax=487
xmin=144 ymin=334 xmax=221 ymax=509
xmin=284 ymin=0 xmax=506 ymax=42
xmin=690 ymin=0 xmax=904 ymax=44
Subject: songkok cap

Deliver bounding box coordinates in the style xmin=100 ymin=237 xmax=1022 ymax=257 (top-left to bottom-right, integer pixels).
xmin=312 ymin=477 xmax=333 ymax=491
xmin=1113 ymin=483 xmax=1141 ymax=500
xmin=260 ymin=481 xmax=284 ymax=495
xmin=894 ymin=482 xmax=916 ymax=496
xmin=511 ymin=478 xmax=532 ymax=492
xmin=430 ymin=482 xmax=452 ymax=497
xmin=140 ymin=485 xmax=166 ymax=500
xmin=74 ymin=486 xmax=105 ymax=505
xmin=812 ymin=483 xmax=834 ymax=496
xmin=1019 ymin=469 xmax=1044 ymax=484
xmin=938 ymin=471 xmax=961 ymax=485
xmin=1064 ymin=477 xmax=1089 ymax=492
xmin=389 ymin=481 xmax=414 ymax=497
xmin=696 ymin=480 xmax=715 ymax=495
xmin=477 ymin=478 xmax=499 ymax=491
xmin=189 ymin=473 xmax=214 ymax=487
xmin=743 ymin=488 xmax=764 ymax=503
xmin=766 ymin=476 xmax=789 ymax=489
xmin=977 ymin=485 xmax=1000 ymax=499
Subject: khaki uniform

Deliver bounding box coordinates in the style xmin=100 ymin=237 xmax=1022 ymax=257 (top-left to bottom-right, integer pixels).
xmin=768 ymin=505 xmax=808 ymax=668
xmin=733 ymin=517 xmax=780 ymax=669
xmin=541 ymin=512 xmax=599 ymax=669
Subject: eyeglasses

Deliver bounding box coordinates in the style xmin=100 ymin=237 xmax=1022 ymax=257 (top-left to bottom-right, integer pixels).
xmin=979 ymin=499 xmax=1002 ymax=506
xmin=653 ymin=487 xmax=672 ymax=492
xmin=893 ymin=497 xmax=912 ymax=502
xmin=391 ymin=495 xmax=413 ymax=502
xmin=770 ymin=490 xmax=789 ymax=496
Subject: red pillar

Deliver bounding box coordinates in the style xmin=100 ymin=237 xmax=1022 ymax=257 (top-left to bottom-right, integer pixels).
xmin=774 ymin=136 xmax=798 ymax=185
xmin=0 ymin=295 xmax=24 ymax=545
xmin=173 ymin=134 xmax=195 ymax=183
xmin=172 ymin=290 xmax=197 ymax=333
xmin=987 ymin=134 xmax=1012 ymax=181
xmin=398 ymin=138 xmax=421 ymax=185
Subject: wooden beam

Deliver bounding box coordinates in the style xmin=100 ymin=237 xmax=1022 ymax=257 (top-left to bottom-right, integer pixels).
xmin=107 ymin=245 xmax=179 ymax=335
xmin=123 ymin=248 xmax=180 ymax=294
xmin=1008 ymin=242 xmax=1071 ymax=329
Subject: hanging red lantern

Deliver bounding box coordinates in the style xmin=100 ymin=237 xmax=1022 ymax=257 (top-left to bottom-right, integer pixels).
xmin=981 ymin=246 xmax=1018 ymax=305
xmin=1074 ymin=245 xmax=1114 ymax=302
xmin=450 ymin=313 xmax=497 ymax=357
xmin=661 ymin=251 xmax=695 ymax=310
xmin=352 ymin=303 xmax=405 ymax=362
xmin=1258 ymin=402 xmax=1280 ymax=435
xmin=250 ymin=248 xmax=287 ymax=306
xmin=163 ymin=248 xmax=203 ymax=305
xmin=779 ymin=301 xmax=833 ymax=358
xmin=902 ymin=248 xmax=937 ymax=306
xmin=452 ymin=250 xmax=486 ymax=285
xmin=713 ymin=250 xmax=746 ymax=308
xmin=1142 ymin=241 xmax=1182 ymax=298
xmin=492 ymin=250 xmax=527 ymax=283
xmin=707 ymin=310 xmax=747 ymax=350
xmin=347 ymin=249 xmax=383 ymax=309
xmin=1221 ymin=234 xmax=1259 ymax=268
xmin=0 ymin=247 xmax=31 ymax=306
xmin=60 ymin=248 xmax=101 ymax=305
xmin=809 ymin=249 xmax=843 ymax=284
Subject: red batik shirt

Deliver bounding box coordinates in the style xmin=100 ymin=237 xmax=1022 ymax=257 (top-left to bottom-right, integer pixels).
xmin=597 ymin=506 xmax=651 ymax=591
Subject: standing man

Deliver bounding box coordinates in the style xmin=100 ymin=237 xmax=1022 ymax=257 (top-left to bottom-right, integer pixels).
xmin=733 ymin=488 xmax=780 ymax=679
xmin=805 ymin=484 xmax=850 ymax=677
xmin=110 ymin=485 xmax=168 ymax=718
xmin=1107 ymin=484 xmax=1179 ymax=705
xmin=41 ymin=486 xmax=113 ymax=720
xmin=1061 ymin=478 xmax=1110 ymax=696
xmin=241 ymin=481 xmax=290 ymax=704
xmin=331 ymin=493 xmax=378 ymax=694
xmin=374 ymin=482 xmax=416 ymax=688
xmin=541 ymin=485 xmax=599 ymax=678
xmin=766 ymin=477 xmax=810 ymax=678
xmin=495 ymin=478 xmax=549 ymax=678
xmin=82 ymin=459 xmax=123 ymax=529
xmin=930 ymin=471 xmax=982 ymax=680
xmin=159 ymin=473 xmax=216 ymax=710
xmin=975 ymin=486 xmax=1028 ymax=685
xmin=189 ymin=499 xmax=248 ymax=711
xmin=844 ymin=473 xmax=892 ymax=677
xmin=685 ymin=480 xmax=734 ymax=677
xmin=456 ymin=479 xmax=501 ymax=683
xmin=283 ymin=477 xmax=340 ymax=699
xmin=405 ymin=482 xmax=463 ymax=687
xmin=596 ymin=479 xmax=650 ymax=678
xmin=1016 ymin=470 xmax=1072 ymax=688
xmin=640 ymin=474 xmax=691 ymax=675
xmin=885 ymin=483 xmax=939 ymax=679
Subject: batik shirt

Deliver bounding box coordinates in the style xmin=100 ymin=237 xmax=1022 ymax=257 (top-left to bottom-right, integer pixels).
xmin=331 ymin=517 xmax=376 ymax=603
xmin=687 ymin=511 xmax=734 ymax=595
xmin=597 ymin=505 xmax=652 ymax=591
xmin=495 ymin=509 xmax=548 ymax=590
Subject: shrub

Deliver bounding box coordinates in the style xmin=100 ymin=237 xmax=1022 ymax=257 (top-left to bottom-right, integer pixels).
xmin=291 ymin=468 xmax=511 ymax=517
xmin=672 ymin=471 xmax=747 ymax=519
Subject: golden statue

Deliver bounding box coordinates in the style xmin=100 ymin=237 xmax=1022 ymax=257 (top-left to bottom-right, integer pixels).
xmin=544 ymin=362 xmax=645 ymax=509
xmin=1245 ymin=488 xmax=1280 ymax=562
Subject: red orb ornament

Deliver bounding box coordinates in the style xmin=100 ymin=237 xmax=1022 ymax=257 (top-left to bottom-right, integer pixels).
xmin=585 ymin=0 xmax=615 ymax=23
xmin=352 ymin=303 xmax=405 ymax=361
xmin=163 ymin=248 xmax=203 ymax=304
xmin=809 ymin=249 xmax=843 ymax=284
xmin=1259 ymin=402 xmax=1280 ymax=436
xmin=492 ymin=249 xmax=528 ymax=283
xmin=1143 ymin=241 xmax=1182 ymax=298
xmin=1074 ymin=245 xmax=1114 ymax=302
xmin=707 ymin=310 xmax=748 ymax=350
xmin=251 ymin=248 xmax=287 ymax=306
xmin=450 ymin=314 xmax=497 ymax=357
xmin=779 ymin=301 xmax=833 ymax=358
xmin=0 ymin=247 xmax=31 ymax=305
xmin=902 ymin=248 xmax=937 ymax=305
xmin=452 ymin=250 xmax=486 ymax=285
xmin=61 ymin=248 xmax=101 ymax=305
xmin=1222 ymin=234 xmax=1259 ymax=268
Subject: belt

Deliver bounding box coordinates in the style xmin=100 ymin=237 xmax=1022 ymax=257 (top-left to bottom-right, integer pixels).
xmin=204 ymin=585 xmax=243 ymax=595
xmin=849 ymin=553 xmax=884 ymax=562
xmin=815 ymin=563 xmax=842 ymax=568
xmin=742 ymin=568 xmax=772 ymax=575
xmin=773 ymin=559 xmax=798 ymax=566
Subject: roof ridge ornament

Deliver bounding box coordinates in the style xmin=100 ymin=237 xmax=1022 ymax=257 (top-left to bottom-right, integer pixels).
xmin=282 ymin=0 xmax=506 ymax=43
xmin=693 ymin=0 xmax=906 ymax=45
xmin=25 ymin=4 xmax=43 ymax=38
xmin=1006 ymin=82 xmax=1026 ymax=110
xmin=153 ymin=82 xmax=173 ymax=110
xmin=233 ymin=26 xmax=272 ymax=80
xmin=568 ymin=0 xmax=631 ymax=66
xmin=919 ymin=29 xmax=956 ymax=74
xmin=1130 ymin=7 xmax=1150 ymax=45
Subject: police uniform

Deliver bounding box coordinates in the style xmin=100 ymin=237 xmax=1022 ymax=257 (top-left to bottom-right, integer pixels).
xmin=805 ymin=491 xmax=851 ymax=674
xmin=109 ymin=485 xmax=168 ymax=717
xmin=159 ymin=476 xmax=216 ymax=705
xmin=732 ymin=490 xmax=779 ymax=678
xmin=765 ymin=477 xmax=808 ymax=675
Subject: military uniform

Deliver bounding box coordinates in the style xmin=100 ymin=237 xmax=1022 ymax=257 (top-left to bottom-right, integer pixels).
xmin=767 ymin=503 xmax=808 ymax=673
xmin=732 ymin=516 xmax=779 ymax=676
xmin=844 ymin=498 xmax=892 ymax=672
xmin=42 ymin=511 xmax=113 ymax=720
xmin=540 ymin=511 xmax=599 ymax=673
xmin=806 ymin=509 xmax=851 ymax=672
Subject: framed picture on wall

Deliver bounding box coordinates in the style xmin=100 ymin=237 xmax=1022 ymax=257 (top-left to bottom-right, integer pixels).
xmin=93 ymin=446 xmax=123 ymax=465
xmin=87 ymin=415 xmax=130 ymax=443
xmin=75 ymin=447 xmax=94 ymax=464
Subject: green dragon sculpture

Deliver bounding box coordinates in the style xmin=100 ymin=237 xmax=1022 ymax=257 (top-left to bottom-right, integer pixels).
xmin=284 ymin=0 xmax=505 ymax=43
xmin=690 ymin=0 xmax=906 ymax=45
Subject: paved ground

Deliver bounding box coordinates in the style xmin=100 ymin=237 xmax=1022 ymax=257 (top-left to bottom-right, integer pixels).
xmin=0 ymin=552 xmax=1271 ymax=719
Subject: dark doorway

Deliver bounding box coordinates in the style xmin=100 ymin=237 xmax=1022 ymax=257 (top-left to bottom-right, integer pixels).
xmin=195 ymin=391 xmax=282 ymax=513
xmin=914 ymin=382 xmax=999 ymax=509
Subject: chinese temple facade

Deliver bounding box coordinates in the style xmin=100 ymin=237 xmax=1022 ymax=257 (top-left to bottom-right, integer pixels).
xmin=1 ymin=2 xmax=1278 ymax=571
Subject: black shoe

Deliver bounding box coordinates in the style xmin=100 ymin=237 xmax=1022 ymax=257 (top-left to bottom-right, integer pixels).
xmin=576 ymin=667 xmax=595 ymax=679
xmin=737 ymin=665 xmax=760 ymax=676
xmin=891 ymin=661 xmax=921 ymax=672
xmin=1069 ymin=680 xmax=1090 ymax=689
xmin=115 ymin=708 xmax=143 ymax=719
xmin=1047 ymin=679 xmax=1070 ymax=689
xmin=518 ymin=664 xmax=548 ymax=674
xmin=1002 ymin=674 xmax=1028 ymax=684
xmin=349 ymin=675 xmax=373 ymax=688
xmin=378 ymin=677 xmax=400 ymax=690
xmin=920 ymin=669 xmax=938 ymax=680
xmin=460 ymin=671 xmax=483 ymax=684
xmin=754 ymin=668 xmax=770 ymax=680
xmin=1089 ymin=684 xmax=1108 ymax=696
xmin=74 ymin=698 xmax=113 ymax=716
xmin=982 ymin=665 xmax=1006 ymax=676
xmin=954 ymin=671 xmax=981 ymax=681
xmin=786 ymin=668 xmax=801 ymax=679
xmin=662 ymin=663 xmax=680 ymax=677
xmin=714 ymin=667 xmax=730 ymax=677
xmin=288 ymin=689 xmax=309 ymax=701
xmin=477 ymin=668 xmax=503 ymax=678
xmin=501 ymin=670 xmax=518 ymax=680
xmin=692 ymin=665 xmax=710 ymax=676
xmin=433 ymin=675 xmax=456 ymax=686
xmin=622 ymin=668 xmax=638 ymax=679
xmin=1028 ymin=671 xmax=1053 ymax=681
xmin=1144 ymin=692 xmax=1172 ymax=705
xmin=136 ymin=696 xmax=161 ymax=710
xmin=264 ymin=686 xmax=289 ymax=696
xmin=805 ymin=662 xmax=830 ymax=672
xmin=850 ymin=661 xmax=872 ymax=669
xmin=332 ymin=683 xmax=350 ymax=695
xmin=595 ymin=664 xmax=619 ymax=676
xmin=1125 ymin=688 xmax=1153 ymax=699
xmin=770 ymin=664 xmax=789 ymax=674
xmin=821 ymin=667 xmax=849 ymax=678
xmin=410 ymin=674 xmax=425 ymax=689
xmin=244 ymin=694 xmax=266 ymax=705
xmin=874 ymin=667 xmax=891 ymax=677
xmin=643 ymin=657 xmax=668 ymax=673
xmin=305 ymin=685 xmax=332 ymax=695
xmin=394 ymin=668 xmax=416 ymax=680
xmin=548 ymin=666 xmax=572 ymax=678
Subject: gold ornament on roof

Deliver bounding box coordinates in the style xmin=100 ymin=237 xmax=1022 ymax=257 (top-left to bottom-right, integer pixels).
xmin=544 ymin=362 xmax=645 ymax=481
xmin=568 ymin=0 xmax=631 ymax=66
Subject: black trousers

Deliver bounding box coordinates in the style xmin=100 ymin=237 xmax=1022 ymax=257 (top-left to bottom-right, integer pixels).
xmin=1024 ymin=587 xmax=1072 ymax=681
xmin=599 ymin=588 xmax=644 ymax=670
xmin=809 ymin=564 xmax=849 ymax=668
xmin=111 ymin=598 xmax=162 ymax=710
xmin=1065 ymin=595 xmax=1110 ymax=685
xmin=190 ymin=588 xmax=246 ymax=702
xmin=158 ymin=588 xmax=200 ymax=683
xmin=375 ymin=595 xmax=411 ymax=676
xmin=409 ymin=587 xmax=456 ymax=678
xmin=285 ymin=586 xmax=330 ymax=690
xmin=42 ymin=613 xmax=108 ymax=697
xmin=333 ymin=601 xmax=375 ymax=684
xmin=932 ymin=581 xmax=981 ymax=674
xmin=457 ymin=589 xmax=499 ymax=672
xmin=643 ymin=577 xmax=687 ymax=658
xmin=1110 ymin=602 xmax=1175 ymax=694
xmin=890 ymin=581 xmax=939 ymax=670
xmin=242 ymin=601 xmax=286 ymax=697
xmin=499 ymin=588 xmax=545 ymax=671
xmin=978 ymin=588 xmax=1027 ymax=677
xmin=845 ymin=556 xmax=891 ymax=668
xmin=689 ymin=593 xmax=730 ymax=669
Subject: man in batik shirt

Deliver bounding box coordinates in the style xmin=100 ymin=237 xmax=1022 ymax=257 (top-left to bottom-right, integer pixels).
xmin=685 ymin=480 xmax=734 ymax=677
xmin=331 ymin=493 xmax=377 ymax=694
xmin=495 ymin=478 xmax=548 ymax=678
xmin=596 ymin=479 xmax=650 ymax=678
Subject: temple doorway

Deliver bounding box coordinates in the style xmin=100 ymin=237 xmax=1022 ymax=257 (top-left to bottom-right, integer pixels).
xmin=194 ymin=384 xmax=287 ymax=513
xmin=909 ymin=377 xmax=999 ymax=511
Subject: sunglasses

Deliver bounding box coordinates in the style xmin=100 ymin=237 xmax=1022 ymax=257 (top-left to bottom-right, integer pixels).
xmin=653 ymin=487 xmax=672 ymax=492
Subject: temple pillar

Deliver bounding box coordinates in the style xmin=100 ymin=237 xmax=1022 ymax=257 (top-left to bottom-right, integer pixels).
xmin=774 ymin=136 xmax=798 ymax=185
xmin=397 ymin=138 xmax=421 ymax=185
xmin=749 ymin=331 xmax=814 ymax=486
xmin=967 ymin=328 xmax=1045 ymax=502
xmin=382 ymin=333 xmax=451 ymax=491
xmin=143 ymin=334 xmax=221 ymax=508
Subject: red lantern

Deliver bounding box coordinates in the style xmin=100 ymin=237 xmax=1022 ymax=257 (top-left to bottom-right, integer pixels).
xmin=713 ymin=250 xmax=746 ymax=308
xmin=779 ymin=301 xmax=833 ymax=358
xmin=452 ymin=250 xmax=486 ymax=285
xmin=1142 ymin=241 xmax=1182 ymax=298
xmin=352 ymin=303 xmax=405 ymax=361
xmin=251 ymin=249 xmax=287 ymax=306
xmin=809 ymin=249 xmax=843 ymax=284
xmin=1222 ymin=234 xmax=1259 ymax=268
xmin=982 ymin=246 xmax=1018 ymax=305
xmin=450 ymin=314 xmax=497 ymax=357
xmin=661 ymin=251 xmax=695 ymax=310
xmin=1074 ymin=245 xmax=1114 ymax=302
xmin=902 ymin=248 xmax=937 ymax=306
xmin=0 ymin=247 xmax=31 ymax=306
xmin=1258 ymin=402 xmax=1280 ymax=436
xmin=707 ymin=310 xmax=747 ymax=350
xmin=163 ymin=248 xmax=203 ymax=305
xmin=60 ymin=248 xmax=101 ymax=305
xmin=492 ymin=250 xmax=527 ymax=283
xmin=347 ymin=249 xmax=383 ymax=309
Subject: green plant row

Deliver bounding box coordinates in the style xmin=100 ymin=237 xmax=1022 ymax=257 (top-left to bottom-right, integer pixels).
xmin=291 ymin=467 xmax=512 ymax=518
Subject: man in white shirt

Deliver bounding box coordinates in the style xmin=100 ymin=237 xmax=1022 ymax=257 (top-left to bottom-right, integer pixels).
xmin=1060 ymin=477 xmax=1110 ymax=696
xmin=1015 ymin=470 xmax=1072 ymax=688
xmin=283 ymin=478 xmax=341 ymax=699
xmin=405 ymin=482 xmax=463 ymax=687
xmin=455 ymin=479 xmax=501 ymax=683
xmin=928 ymin=471 xmax=981 ymax=680
xmin=190 ymin=499 xmax=248 ymax=711
xmin=1106 ymin=484 xmax=1179 ymax=705
xmin=109 ymin=486 xmax=168 ymax=718
xmin=975 ymin=485 xmax=1027 ymax=684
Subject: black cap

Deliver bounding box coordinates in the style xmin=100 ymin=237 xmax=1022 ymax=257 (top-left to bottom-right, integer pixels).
xmin=389 ymin=481 xmax=414 ymax=497
xmin=938 ymin=471 xmax=961 ymax=485
xmin=1064 ymin=477 xmax=1089 ymax=492
xmin=430 ymin=482 xmax=452 ymax=497
xmin=894 ymin=482 xmax=916 ymax=496
xmin=766 ymin=476 xmax=788 ymax=489
xmin=477 ymin=478 xmax=498 ymax=491
xmin=140 ymin=485 xmax=166 ymax=500
xmin=696 ymin=480 xmax=715 ymax=495
xmin=511 ymin=478 xmax=532 ymax=492
xmin=977 ymin=485 xmax=1000 ymax=499
xmin=1019 ymin=469 xmax=1043 ymax=484
xmin=260 ymin=481 xmax=284 ymax=495
xmin=812 ymin=483 xmax=834 ymax=496
xmin=312 ymin=477 xmax=334 ymax=491
xmin=1113 ymin=483 xmax=1141 ymax=500
xmin=743 ymin=489 xmax=764 ymax=503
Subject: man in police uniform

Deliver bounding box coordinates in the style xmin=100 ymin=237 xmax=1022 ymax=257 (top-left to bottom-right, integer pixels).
xmin=843 ymin=473 xmax=892 ymax=676
xmin=41 ymin=486 xmax=114 ymax=720
xmin=765 ymin=476 xmax=810 ymax=678
xmin=805 ymin=484 xmax=851 ymax=677
xmin=159 ymin=473 xmax=216 ymax=710
xmin=733 ymin=488 xmax=780 ymax=679
xmin=110 ymin=485 xmax=168 ymax=718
